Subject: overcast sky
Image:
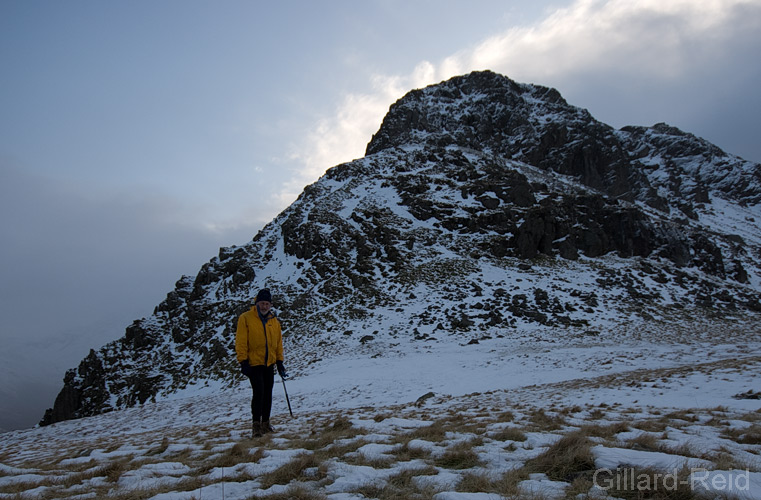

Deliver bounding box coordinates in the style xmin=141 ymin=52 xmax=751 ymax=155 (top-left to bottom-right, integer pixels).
xmin=2 ymin=0 xmax=760 ymax=431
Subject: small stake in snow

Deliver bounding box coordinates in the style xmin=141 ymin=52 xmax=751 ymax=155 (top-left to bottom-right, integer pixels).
xmin=280 ymin=372 xmax=294 ymax=418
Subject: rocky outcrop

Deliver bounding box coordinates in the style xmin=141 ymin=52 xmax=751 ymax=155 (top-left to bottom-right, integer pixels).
xmin=368 ymin=71 xmax=761 ymax=212
xmin=40 ymin=70 xmax=761 ymax=426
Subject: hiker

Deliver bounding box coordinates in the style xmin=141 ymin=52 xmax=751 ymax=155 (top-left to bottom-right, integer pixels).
xmin=235 ymin=288 xmax=287 ymax=437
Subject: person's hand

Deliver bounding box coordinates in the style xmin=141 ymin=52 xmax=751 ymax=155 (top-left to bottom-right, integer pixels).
xmin=240 ymin=360 xmax=250 ymax=376
xmin=276 ymin=361 xmax=288 ymax=379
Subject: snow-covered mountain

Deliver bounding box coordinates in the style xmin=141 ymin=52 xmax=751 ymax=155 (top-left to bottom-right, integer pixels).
xmin=40 ymin=70 xmax=761 ymax=426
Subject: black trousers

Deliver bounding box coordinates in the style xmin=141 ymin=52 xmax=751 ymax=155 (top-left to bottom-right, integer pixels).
xmin=247 ymin=364 xmax=275 ymax=422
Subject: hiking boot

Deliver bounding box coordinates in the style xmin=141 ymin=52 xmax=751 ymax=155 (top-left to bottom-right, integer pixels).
xmin=262 ymin=421 xmax=275 ymax=434
xmin=251 ymin=421 xmax=263 ymax=438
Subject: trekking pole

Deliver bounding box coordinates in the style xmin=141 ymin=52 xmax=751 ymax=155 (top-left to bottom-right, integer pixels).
xmin=280 ymin=373 xmax=294 ymax=418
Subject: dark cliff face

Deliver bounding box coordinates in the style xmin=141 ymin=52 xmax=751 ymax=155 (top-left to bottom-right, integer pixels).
xmin=40 ymin=71 xmax=761 ymax=426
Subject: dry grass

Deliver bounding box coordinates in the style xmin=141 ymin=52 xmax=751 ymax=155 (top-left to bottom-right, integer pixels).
xmin=398 ymin=420 xmax=447 ymax=443
xmin=491 ymin=426 xmax=528 ymax=442
xmin=587 ymin=408 xmax=607 ymax=420
xmin=711 ymin=448 xmax=751 ymax=471
xmin=248 ymin=484 xmax=327 ymax=500
xmin=348 ymin=466 xmax=440 ymax=500
xmin=0 ymin=480 xmax=41 ymax=496
xmin=739 ymin=430 xmax=761 ymax=446
xmin=258 ymin=453 xmax=324 ymax=489
xmin=625 ymin=432 xmax=662 ymax=452
xmin=740 ymin=410 xmax=761 ymax=423
xmin=565 ymin=474 xmax=595 ymax=499
xmin=524 ymin=430 xmax=595 ymax=482
xmin=579 ymin=421 xmax=629 ymax=440
xmin=342 ymin=453 xmax=395 ymax=469
xmin=593 ymin=466 xmax=699 ymax=500
xmin=455 ymin=468 xmax=529 ymax=497
xmin=559 ymin=405 xmax=584 ymax=416
xmin=147 ymin=436 xmax=170 ymax=456
xmin=434 ymin=440 xmax=484 ymax=470
xmin=722 ymin=424 xmax=761 ymax=445
xmin=5 ymin=365 xmax=761 ymax=500
xmin=665 ymin=410 xmax=699 ymax=423
xmin=298 ymin=416 xmax=367 ymax=452
xmin=201 ymin=442 xmax=265 ymax=471
xmin=526 ymin=409 xmax=566 ymax=432
xmin=632 ymin=418 xmax=670 ymax=433
xmin=391 ymin=441 xmax=433 ymax=461
xmin=456 ymin=470 xmax=495 ymax=492
xmin=99 ymin=458 xmax=130 ymax=483
xmin=497 ymin=410 xmax=516 ymax=422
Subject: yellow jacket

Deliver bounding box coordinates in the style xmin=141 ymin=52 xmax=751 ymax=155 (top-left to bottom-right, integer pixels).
xmin=235 ymin=306 xmax=284 ymax=367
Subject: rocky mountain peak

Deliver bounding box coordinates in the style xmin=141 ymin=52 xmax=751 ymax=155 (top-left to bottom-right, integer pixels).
xmin=40 ymin=71 xmax=761 ymax=427
xmin=366 ymin=70 xmax=640 ymax=201
xmin=367 ymin=71 xmax=761 ymax=213
xmin=366 ymin=71 xmax=568 ymax=158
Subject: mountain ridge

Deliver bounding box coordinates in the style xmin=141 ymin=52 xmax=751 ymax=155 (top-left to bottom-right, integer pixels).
xmin=40 ymin=70 xmax=761 ymax=426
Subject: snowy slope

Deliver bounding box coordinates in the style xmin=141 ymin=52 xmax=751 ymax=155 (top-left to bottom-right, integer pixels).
xmin=2 ymin=321 xmax=760 ymax=499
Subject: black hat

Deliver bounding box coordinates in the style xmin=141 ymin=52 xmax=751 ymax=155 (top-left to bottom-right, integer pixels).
xmin=255 ymin=288 xmax=272 ymax=303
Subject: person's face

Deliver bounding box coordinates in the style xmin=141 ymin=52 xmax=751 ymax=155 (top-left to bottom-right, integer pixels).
xmin=257 ymin=301 xmax=272 ymax=314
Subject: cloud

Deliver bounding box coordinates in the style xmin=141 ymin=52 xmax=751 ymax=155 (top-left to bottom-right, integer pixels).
xmin=466 ymin=0 xmax=761 ymax=81
xmin=286 ymin=0 xmax=761 ymax=191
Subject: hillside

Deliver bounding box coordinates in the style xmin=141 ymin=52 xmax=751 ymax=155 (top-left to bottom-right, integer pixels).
xmin=3 ymin=321 xmax=761 ymax=499
xmin=40 ymin=70 xmax=761 ymax=426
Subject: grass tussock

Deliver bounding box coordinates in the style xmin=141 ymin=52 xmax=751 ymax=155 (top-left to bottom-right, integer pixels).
xmin=399 ymin=420 xmax=447 ymax=444
xmin=147 ymin=436 xmax=170 ymax=456
xmin=492 ymin=426 xmax=528 ymax=443
xmin=524 ymin=430 xmax=595 ymax=482
xmin=740 ymin=410 xmax=761 ymax=422
xmin=343 ymin=453 xmax=395 ymax=469
xmin=0 ymin=480 xmax=42 ymax=496
xmin=456 ymin=471 xmax=496 ymax=492
xmin=258 ymin=453 xmax=324 ymax=489
xmin=434 ymin=441 xmax=484 ymax=470
xmin=299 ymin=416 xmax=366 ymax=452
xmin=560 ymin=405 xmax=584 ymax=416
xmin=99 ymin=458 xmax=130 ymax=483
xmin=633 ymin=419 xmax=670 ymax=433
xmin=392 ymin=441 xmax=433 ymax=462
xmin=625 ymin=432 xmax=661 ymax=452
xmin=249 ymin=484 xmax=327 ymax=500
xmin=526 ymin=409 xmax=566 ymax=432
xmin=456 ymin=468 xmax=528 ymax=497
xmin=665 ymin=410 xmax=699 ymax=423
xmin=711 ymin=449 xmax=752 ymax=471
xmin=205 ymin=442 xmax=265 ymax=470
xmin=349 ymin=466 xmax=440 ymax=500
xmin=579 ymin=421 xmax=629 ymax=439
xmin=594 ymin=466 xmax=698 ymax=500
xmin=736 ymin=424 xmax=761 ymax=445
xmin=588 ymin=408 xmax=607 ymax=420
xmin=722 ymin=424 xmax=761 ymax=445
xmin=566 ymin=474 xmax=595 ymax=499
xmin=497 ymin=410 xmax=515 ymax=422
